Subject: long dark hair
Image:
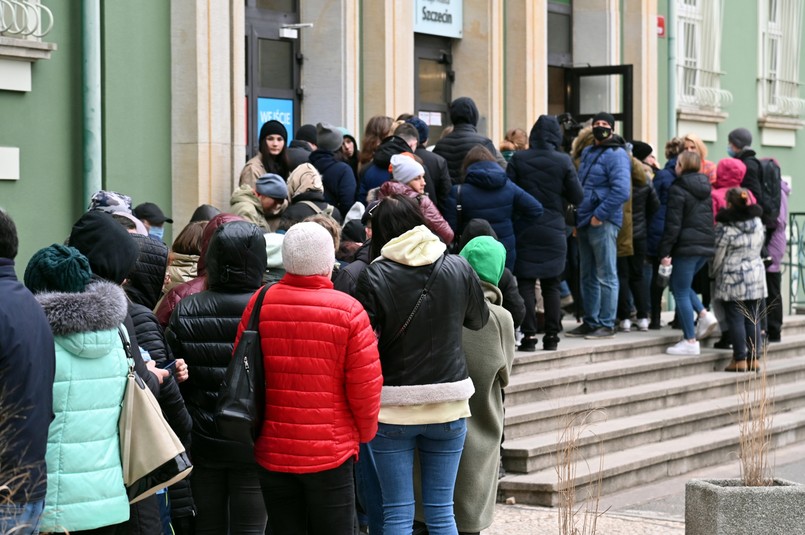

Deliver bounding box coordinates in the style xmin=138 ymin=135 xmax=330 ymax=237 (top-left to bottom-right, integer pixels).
xmin=369 ymin=194 xmax=427 ymax=260
xmin=259 ymin=121 xmax=291 ymax=178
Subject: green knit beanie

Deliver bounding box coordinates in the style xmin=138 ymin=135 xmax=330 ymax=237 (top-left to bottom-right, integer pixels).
xmin=24 ymin=244 xmax=92 ymax=294
xmin=459 ymin=236 xmax=506 ymax=285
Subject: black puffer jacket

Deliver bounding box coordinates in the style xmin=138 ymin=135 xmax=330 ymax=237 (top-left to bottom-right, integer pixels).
xmin=658 ymin=172 xmax=715 ymax=259
xmin=415 ymin=146 xmax=452 ymax=214
xmin=433 ymin=97 xmax=506 ymax=183
xmin=125 ymin=235 xmax=195 ymax=529
xmin=286 ymin=139 xmax=314 ymax=171
xmin=507 ymin=115 xmax=583 ymax=279
xmin=355 ymin=231 xmax=488 ymax=394
xmin=631 ymin=170 xmax=660 ymax=245
xmin=166 ymin=221 xmax=267 ymax=465
xmin=735 ymin=149 xmax=763 ymax=209
xmin=332 ymin=240 xmax=371 ymax=297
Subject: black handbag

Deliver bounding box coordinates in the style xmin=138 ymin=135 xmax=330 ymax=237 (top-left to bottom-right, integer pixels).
xmin=215 ymin=284 xmax=272 ymax=445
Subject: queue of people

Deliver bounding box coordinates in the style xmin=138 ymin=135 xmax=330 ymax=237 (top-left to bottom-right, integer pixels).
xmin=0 ymin=98 xmax=788 ymax=535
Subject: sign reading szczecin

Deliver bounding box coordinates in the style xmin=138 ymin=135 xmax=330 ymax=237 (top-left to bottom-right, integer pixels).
xmin=414 ymin=0 xmax=463 ymax=39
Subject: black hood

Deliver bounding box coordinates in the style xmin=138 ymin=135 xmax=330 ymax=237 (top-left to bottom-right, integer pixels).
xmin=205 ymin=221 xmax=267 ymax=293
xmin=372 ymin=135 xmax=412 ymax=168
xmin=449 ymin=97 xmax=479 ymax=126
xmin=124 ymin=234 xmax=169 ymax=309
xmin=68 ymin=211 xmax=138 ymax=285
xmin=677 ymin=172 xmax=713 ymax=201
xmin=458 ymin=218 xmax=499 ymax=251
xmin=529 ymin=115 xmax=561 ymax=150
xmin=715 ymin=203 xmax=763 ymax=224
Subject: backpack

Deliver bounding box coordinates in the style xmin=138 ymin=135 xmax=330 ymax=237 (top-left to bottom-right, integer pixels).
xmin=758 ymin=157 xmax=782 ymax=229
xmin=299 ymin=200 xmax=335 ymax=218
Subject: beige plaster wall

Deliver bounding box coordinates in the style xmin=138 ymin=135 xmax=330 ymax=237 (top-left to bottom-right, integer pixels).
xmin=623 ymin=0 xmax=658 ymax=146
xmin=504 ymin=0 xmax=548 ymax=133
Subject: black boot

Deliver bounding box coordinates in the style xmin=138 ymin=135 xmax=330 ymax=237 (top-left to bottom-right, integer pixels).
xmin=543 ymin=334 xmax=559 ymax=351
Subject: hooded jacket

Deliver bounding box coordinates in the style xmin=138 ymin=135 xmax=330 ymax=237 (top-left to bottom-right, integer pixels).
xmin=165 ymin=251 xmax=199 ymax=293
xmin=355 ymin=226 xmax=488 ymax=420
xmin=415 ymin=145 xmax=453 ymax=215
xmin=124 ymin=236 xmax=195 ymax=521
xmin=444 ymin=160 xmax=543 ymax=271
xmin=735 ymin=148 xmax=764 ymax=208
xmin=309 ymin=149 xmax=357 ymax=217
xmin=357 ymin=135 xmax=412 ymax=205
xmin=457 ymin=219 xmax=525 ymax=328
xmin=658 ymin=172 xmax=715 ymax=259
xmin=713 ymin=204 xmax=767 ymax=302
xmin=576 ymin=135 xmax=632 ymax=229
xmin=286 ymin=138 xmax=315 ymax=171
xmin=166 ymin=221 xmax=267 ymax=465
xmin=0 ymin=259 xmax=55 ymax=505
xmin=377 ymin=180 xmax=455 ymax=244
xmin=507 ymin=115 xmax=583 ymax=278
xmin=238 ymin=271 xmax=383 ymax=474
xmin=712 ymin=160 xmax=756 ymax=222
xmin=155 ymin=213 xmax=243 ymax=327
xmin=37 ymin=281 xmax=130 ymax=533
xmin=433 ymin=97 xmax=506 ymax=182
xmin=230 ymin=184 xmax=278 ymax=232
xmin=647 ymin=157 xmax=678 ymax=258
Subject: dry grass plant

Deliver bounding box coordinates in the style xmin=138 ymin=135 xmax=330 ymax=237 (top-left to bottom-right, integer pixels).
xmin=556 ymin=409 xmax=607 ymax=535
xmin=736 ymin=301 xmax=774 ymax=487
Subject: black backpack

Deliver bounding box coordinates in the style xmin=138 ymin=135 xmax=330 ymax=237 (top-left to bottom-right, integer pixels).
xmin=759 ymin=157 xmax=782 ymax=229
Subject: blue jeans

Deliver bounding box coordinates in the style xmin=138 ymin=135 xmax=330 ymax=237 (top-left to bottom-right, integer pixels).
xmin=355 ymin=442 xmax=384 ymax=535
xmin=371 ymin=419 xmax=467 ymax=535
xmin=0 ymin=500 xmax=44 ymax=535
xmin=578 ymin=221 xmax=620 ymax=329
xmin=724 ymin=299 xmax=762 ymax=360
xmin=669 ymin=255 xmax=708 ymax=340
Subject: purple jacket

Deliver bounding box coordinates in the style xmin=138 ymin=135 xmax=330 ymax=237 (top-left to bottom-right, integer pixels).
xmin=767 ymin=180 xmax=790 ymax=273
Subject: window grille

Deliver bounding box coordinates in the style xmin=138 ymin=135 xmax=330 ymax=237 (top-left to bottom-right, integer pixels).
xmin=760 ymin=0 xmax=805 ymax=117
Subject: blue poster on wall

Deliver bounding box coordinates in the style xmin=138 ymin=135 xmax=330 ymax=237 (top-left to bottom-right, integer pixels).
xmin=257 ymin=97 xmax=294 ymax=142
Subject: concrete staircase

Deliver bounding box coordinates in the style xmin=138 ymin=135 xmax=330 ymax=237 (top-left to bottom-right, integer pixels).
xmin=497 ymin=315 xmax=805 ymax=506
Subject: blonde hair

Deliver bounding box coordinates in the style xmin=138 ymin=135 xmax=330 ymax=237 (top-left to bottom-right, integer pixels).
xmin=683 ymin=133 xmax=708 ymax=159
xmin=677 ymin=151 xmax=702 ymax=174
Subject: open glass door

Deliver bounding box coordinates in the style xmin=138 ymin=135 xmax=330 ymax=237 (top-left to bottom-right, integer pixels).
xmin=565 ymin=65 xmax=634 ymax=142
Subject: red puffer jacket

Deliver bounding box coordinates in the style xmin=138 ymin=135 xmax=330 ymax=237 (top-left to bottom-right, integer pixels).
xmin=236 ymin=273 xmax=383 ymax=474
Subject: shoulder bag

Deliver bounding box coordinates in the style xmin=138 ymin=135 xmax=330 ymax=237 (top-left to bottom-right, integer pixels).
xmin=118 ymin=327 xmax=192 ymax=504
xmin=215 ymin=283 xmax=272 ymax=445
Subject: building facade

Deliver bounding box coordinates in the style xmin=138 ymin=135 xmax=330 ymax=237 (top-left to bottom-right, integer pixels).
xmin=2 ymin=1 xmax=803 ymax=306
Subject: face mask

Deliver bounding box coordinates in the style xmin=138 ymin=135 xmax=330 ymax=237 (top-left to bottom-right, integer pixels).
xmin=149 ymin=226 xmax=165 ymax=241
xmin=592 ymin=126 xmax=612 ymax=142
xmin=727 ymin=146 xmax=737 ymax=157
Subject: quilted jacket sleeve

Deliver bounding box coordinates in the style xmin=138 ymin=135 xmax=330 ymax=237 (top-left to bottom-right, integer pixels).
xmin=344 ymin=303 xmax=383 ymax=443
xmin=420 ymin=195 xmax=455 ymax=244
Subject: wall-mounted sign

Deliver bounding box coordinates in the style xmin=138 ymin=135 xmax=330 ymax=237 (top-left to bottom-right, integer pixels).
xmin=414 ymin=0 xmax=462 ymax=39
xmin=257 ymin=97 xmax=295 ymax=142
xmin=657 ymin=15 xmax=666 ymax=38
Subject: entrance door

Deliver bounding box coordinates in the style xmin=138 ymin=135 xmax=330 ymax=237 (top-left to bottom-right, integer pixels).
xmin=245 ymin=1 xmax=301 ymax=157
xmin=565 ymin=65 xmax=634 ymax=142
xmin=414 ymin=35 xmax=453 ymax=144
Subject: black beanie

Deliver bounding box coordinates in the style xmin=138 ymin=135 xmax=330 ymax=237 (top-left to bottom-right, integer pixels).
xmin=190 ymin=204 xmax=221 ymax=222
xmin=728 ymin=128 xmax=752 ymax=150
xmin=68 ymin=211 xmax=139 ymax=284
xmin=25 ymin=244 xmax=92 ymax=294
xmin=631 ymin=141 xmax=653 ymax=162
xmin=592 ymin=112 xmax=615 ymax=129
xmin=259 ymin=120 xmax=288 ymax=143
xmin=295 ymin=124 xmax=318 ymax=144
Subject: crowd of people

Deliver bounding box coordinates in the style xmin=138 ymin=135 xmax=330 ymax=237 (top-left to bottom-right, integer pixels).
xmin=0 ymin=95 xmax=789 ymax=535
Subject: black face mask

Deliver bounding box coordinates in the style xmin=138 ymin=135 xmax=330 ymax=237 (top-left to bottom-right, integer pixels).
xmin=592 ymin=126 xmax=612 ymax=142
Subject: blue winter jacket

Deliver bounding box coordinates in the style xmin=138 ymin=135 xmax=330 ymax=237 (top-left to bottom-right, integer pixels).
xmin=444 ymin=160 xmax=543 ymax=270
xmin=576 ymin=140 xmax=631 ymax=229
xmin=309 ymin=149 xmax=357 ymax=217
xmin=646 ymin=157 xmax=678 ymax=257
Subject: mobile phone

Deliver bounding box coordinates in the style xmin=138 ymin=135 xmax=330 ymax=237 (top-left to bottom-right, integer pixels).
xmin=159 ymin=360 xmax=177 ymax=372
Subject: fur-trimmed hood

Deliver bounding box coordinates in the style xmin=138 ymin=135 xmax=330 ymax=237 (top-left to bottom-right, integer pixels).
xmin=35 ymin=280 xmax=128 ymax=337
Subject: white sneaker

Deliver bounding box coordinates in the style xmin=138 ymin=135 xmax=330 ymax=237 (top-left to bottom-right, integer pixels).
xmin=666 ymin=340 xmax=700 ymax=356
xmin=619 ymin=319 xmax=631 ymax=332
xmin=696 ymin=311 xmax=719 ymax=340
xmin=636 ymin=318 xmax=649 ymax=331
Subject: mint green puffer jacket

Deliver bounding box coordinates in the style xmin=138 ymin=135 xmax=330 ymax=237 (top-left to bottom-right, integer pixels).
xmin=36 ymin=281 xmax=131 ymax=533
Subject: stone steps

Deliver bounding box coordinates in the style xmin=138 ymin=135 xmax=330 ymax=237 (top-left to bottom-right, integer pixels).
xmin=497 ymin=315 xmax=805 ymax=506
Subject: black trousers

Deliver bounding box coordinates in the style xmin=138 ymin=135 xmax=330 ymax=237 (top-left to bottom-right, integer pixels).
xmin=766 ymin=271 xmax=783 ymax=339
xmin=259 ymin=460 xmax=355 ymax=535
xmin=191 ymin=463 xmax=267 ymax=535
xmin=518 ymin=276 xmax=561 ymax=337
xmin=617 ymin=242 xmax=648 ymax=320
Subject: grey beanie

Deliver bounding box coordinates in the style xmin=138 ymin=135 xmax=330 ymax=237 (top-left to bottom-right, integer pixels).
xmin=281 ymin=222 xmax=335 ymax=276
xmin=728 ymin=128 xmax=752 ymax=150
xmin=255 ymin=173 xmax=288 ymax=200
xmin=316 ymin=122 xmax=344 ymax=152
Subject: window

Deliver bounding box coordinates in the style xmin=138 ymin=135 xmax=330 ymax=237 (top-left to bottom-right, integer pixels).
xmin=676 ymin=0 xmax=732 ymax=111
xmin=760 ymin=0 xmax=805 ymax=117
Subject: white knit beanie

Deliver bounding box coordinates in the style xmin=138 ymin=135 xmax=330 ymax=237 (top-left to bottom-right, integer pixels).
xmin=391 ymin=153 xmax=425 ymax=185
xmin=281 ymin=222 xmax=335 ymax=276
